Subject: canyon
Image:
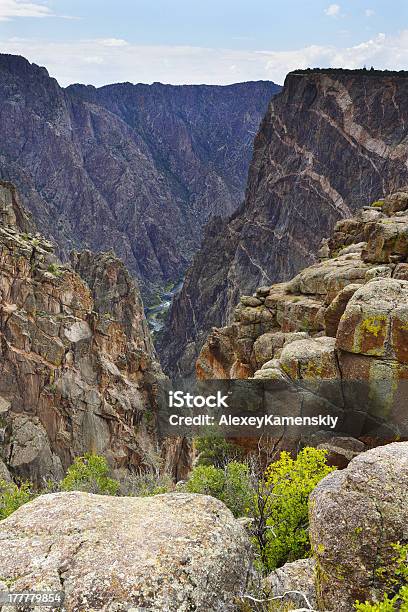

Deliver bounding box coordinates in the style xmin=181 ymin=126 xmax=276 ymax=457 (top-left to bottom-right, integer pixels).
xmin=159 ymin=69 xmax=408 ymax=378
xmin=0 ymin=53 xmax=279 ymax=304
xmin=1 ymin=61 xmax=408 ymax=611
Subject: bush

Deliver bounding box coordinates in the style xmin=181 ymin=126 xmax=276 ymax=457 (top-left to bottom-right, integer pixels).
xmin=0 ymin=479 xmax=34 ymax=520
xmin=256 ymin=448 xmax=335 ymax=572
xmin=60 ymin=453 xmax=119 ymax=495
xmin=47 ymin=263 xmax=63 ymax=277
xmin=185 ymin=461 xmax=252 ymax=518
xmin=194 ymin=430 xmax=242 ymax=467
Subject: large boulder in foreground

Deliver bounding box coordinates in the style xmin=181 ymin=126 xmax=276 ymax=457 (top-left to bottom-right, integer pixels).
xmin=309 ymin=442 xmax=408 ymax=611
xmin=0 ymin=491 xmax=252 ymax=611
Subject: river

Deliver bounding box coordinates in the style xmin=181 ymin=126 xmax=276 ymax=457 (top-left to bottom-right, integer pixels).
xmin=145 ymin=280 xmax=184 ymax=333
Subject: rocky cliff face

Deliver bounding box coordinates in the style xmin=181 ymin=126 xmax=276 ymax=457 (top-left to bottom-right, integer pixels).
xmin=0 ymin=53 xmax=279 ymax=302
xmin=196 ymin=190 xmax=408 ymax=426
xmin=0 ymin=182 xmax=169 ymax=486
xmin=160 ymin=69 xmax=408 ymax=377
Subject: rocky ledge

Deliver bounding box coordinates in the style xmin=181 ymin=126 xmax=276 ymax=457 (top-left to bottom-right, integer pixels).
xmin=197 ymin=191 xmax=408 ymax=407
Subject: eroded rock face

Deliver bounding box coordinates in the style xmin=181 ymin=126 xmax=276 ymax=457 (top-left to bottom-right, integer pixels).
xmin=309 ymin=442 xmax=408 ymax=611
xmin=0 ymin=491 xmax=253 ymax=612
xmin=0 ymin=183 xmax=167 ymax=485
xmin=196 ymin=189 xmax=408 ymax=386
xmin=160 ymin=69 xmax=408 ymax=378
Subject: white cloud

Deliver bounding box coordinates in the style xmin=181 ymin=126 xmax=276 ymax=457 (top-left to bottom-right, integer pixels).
xmin=96 ymin=38 xmax=128 ymax=48
xmin=0 ymin=0 xmax=52 ymax=21
xmin=365 ymin=9 xmax=375 ymax=17
xmin=1 ymin=31 xmax=408 ymax=87
xmin=325 ymin=4 xmax=341 ymax=17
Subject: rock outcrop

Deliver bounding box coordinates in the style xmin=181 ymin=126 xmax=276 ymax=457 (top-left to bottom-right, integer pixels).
xmin=160 ymin=69 xmax=408 ymax=377
xmin=195 ymin=190 xmax=408 ymax=433
xmin=0 ymin=491 xmax=252 ymax=611
xmin=309 ymin=441 xmax=408 ymax=611
xmin=0 ymin=53 xmax=280 ymax=302
xmin=0 ymin=182 xmax=168 ymax=485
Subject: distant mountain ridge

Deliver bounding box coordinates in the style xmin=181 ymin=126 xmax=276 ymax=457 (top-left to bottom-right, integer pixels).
xmin=0 ymin=53 xmax=280 ymax=302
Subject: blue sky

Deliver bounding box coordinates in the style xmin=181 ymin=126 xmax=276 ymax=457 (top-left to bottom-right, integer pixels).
xmin=0 ymin=0 xmax=407 ymax=85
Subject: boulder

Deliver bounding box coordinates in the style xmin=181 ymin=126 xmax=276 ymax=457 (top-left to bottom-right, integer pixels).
xmin=240 ymin=295 xmax=263 ymax=307
xmin=288 ymin=255 xmax=369 ymax=299
xmin=362 ymin=217 xmax=408 ymax=263
xmin=324 ymin=283 xmax=360 ymax=337
xmin=279 ymin=337 xmax=339 ymax=380
xmin=0 ymin=491 xmax=252 ymax=612
xmin=338 ymin=242 xmax=367 ymax=256
xmin=328 ymin=217 xmax=368 ymax=254
xmin=309 ymin=442 xmax=408 ymax=611
xmin=253 ymin=331 xmax=285 ymax=366
xmin=238 ymin=305 xmax=274 ymax=325
xmin=364 ymin=264 xmax=393 ymax=281
xmin=276 ymin=297 xmax=324 ymax=333
xmin=265 ymin=558 xmax=316 ymax=609
xmin=253 ymin=358 xmax=288 ymax=380
xmin=336 ymin=279 xmax=408 ymax=362
xmin=252 ymin=331 xmax=308 ymax=367
xmin=316 ymin=436 xmax=366 ymax=469
xmin=382 ymin=191 xmax=408 ymax=216
xmin=256 ymin=286 xmax=272 ymax=297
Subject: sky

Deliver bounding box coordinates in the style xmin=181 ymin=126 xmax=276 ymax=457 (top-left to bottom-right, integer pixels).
xmin=0 ymin=0 xmax=407 ymax=86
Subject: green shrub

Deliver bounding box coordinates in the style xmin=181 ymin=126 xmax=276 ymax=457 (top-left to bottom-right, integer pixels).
xmin=257 ymin=448 xmax=335 ymax=571
xmin=47 ymin=263 xmax=62 ymax=277
xmin=185 ymin=461 xmax=252 ymax=518
xmin=194 ymin=430 xmax=242 ymax=467
xmin=60 ymin=453 xmax=119 ymax=495
xmin=0 ymin=479 xmax=34 ymax=520
xmin=354 ymin=588 xmax=408 ymax=611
